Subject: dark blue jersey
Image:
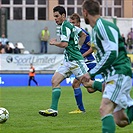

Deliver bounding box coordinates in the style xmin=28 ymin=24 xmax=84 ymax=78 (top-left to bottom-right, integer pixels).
xmin=80 ymin=28 xmax=95 ymax=62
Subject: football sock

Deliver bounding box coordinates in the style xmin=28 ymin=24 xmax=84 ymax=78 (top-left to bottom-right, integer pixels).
xmin=74 ymin=88 xmax=85 ymax=111
xmin=50 ymin=88 xmax=61 ymax=111
xmin=102 ymin=114 xmax=116 ymax=133
xmin=92 ymin=81 xmax=102 ymax=92
xmin=126 ymin=105 xmax=133 ymax=124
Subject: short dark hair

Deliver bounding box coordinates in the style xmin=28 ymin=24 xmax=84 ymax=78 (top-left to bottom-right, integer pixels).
xmin=53 ymin=6 xmax=66 ymax=16
xmin=82 ymin=0 xmax=100 ymax=16
xmin=70 ymin=13 xmax=81 ymax=23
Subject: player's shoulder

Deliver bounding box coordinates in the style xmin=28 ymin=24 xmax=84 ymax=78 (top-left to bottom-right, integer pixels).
xmin=81 ymin=28 xmax=90 ymax=35
xmin=97 ymin=18 xmax=118 ymax=30
xmin=63 ymin=20 xmax=73 ymax=28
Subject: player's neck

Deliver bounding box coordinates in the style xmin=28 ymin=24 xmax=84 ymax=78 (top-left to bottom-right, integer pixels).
xmin=90 ymin=15 xmax=100 ymax=28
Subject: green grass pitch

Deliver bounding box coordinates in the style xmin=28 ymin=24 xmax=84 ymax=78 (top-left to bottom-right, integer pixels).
xmin=0 ymin=86 xmax=133 ymax=133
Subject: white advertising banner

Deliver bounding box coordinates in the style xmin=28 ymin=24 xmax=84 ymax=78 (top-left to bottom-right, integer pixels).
xmin=0 ymin=54 xmax=64 ymax=71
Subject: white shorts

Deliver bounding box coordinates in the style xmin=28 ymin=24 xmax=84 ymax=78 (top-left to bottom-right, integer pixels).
xmin=56 ymin=60 xmax=89 ymax=78
xmin=102 ymin=74 xmax=133 ymax=112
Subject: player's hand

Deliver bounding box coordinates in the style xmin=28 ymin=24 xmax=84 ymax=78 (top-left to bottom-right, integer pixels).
xmin=81 ymin=73 xmax=90 ymax=82
xmin=50 ymin=38 xmax=57 ymax=45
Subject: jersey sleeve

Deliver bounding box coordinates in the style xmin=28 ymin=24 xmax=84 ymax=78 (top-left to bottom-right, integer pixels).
xmin=84 ymin=34 xmax=90 ymax=44
xmin=89 ymin=20 xmax=119 ymax=78
xmin=89 ymin=51 xmax=117 ymax=78
xmin=82 ymin=28 xmax=90 ymax=44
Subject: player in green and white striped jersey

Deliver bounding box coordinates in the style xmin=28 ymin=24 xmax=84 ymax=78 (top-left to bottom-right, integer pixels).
xmin=39 ymin=6 xmax=91 ymax=117
xmin=82 ymin=0 xmax=133 ymax=133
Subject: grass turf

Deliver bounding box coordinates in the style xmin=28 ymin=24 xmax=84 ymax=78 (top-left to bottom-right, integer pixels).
xmin=0 ymin=86 xmax=133 ymax=133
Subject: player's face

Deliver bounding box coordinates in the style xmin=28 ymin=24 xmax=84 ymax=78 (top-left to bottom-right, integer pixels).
xmin=69 ymin=19 xmax=80 ymax=27
xmin=82 ymin=9 xmax=90 ymax=24
xmin=53 ymin=11 xmax=64 ymax=25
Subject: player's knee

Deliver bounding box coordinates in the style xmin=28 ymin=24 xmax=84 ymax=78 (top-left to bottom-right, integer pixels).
xmin=72 ymin=83 xmax=79 ymax=88
xmin=100 ymin=98 xmax=115 ymax=115
xmin=72 ymin=79 xmax=80 ymax=89
xmin=72 ymin=83 xmax=75 ymax=88
xmin=115 ymin=120 xmax=128 ymax=127
xmin=99 ymin=104 xmax=110 ymax=116
xmin=51 ymin=78 xmax=59 ymax=87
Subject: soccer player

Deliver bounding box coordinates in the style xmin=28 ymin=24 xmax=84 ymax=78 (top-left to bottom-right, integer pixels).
xmin=39 ymin=6 xmax=91 ymax=117
xmin=68 ymin=13 xmax=102 ymax=114
xmin=82 ymin=0 xmax=133 ymax=133
xmin=28 ymin=63 xmax=38 ymax=86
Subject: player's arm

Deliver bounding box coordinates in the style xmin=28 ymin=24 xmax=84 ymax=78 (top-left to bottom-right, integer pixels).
xmin=50 ymin=25 xmax=72 ymax=48
xmin=82 ymin=42 xmax=93 ymax=57
xmin=32 ymin=68 xmax=35 ymax=73
xmin=89 ymin=51 xmax=117 ymax=78
xmin=78 ymin=31 xmax=87 ymax=46
xmin=89 ymin=29 xmax=118 ymax=78
xmin=81 ymin=31 xmax=93 ymax=57
xmin=50 ymin=38 xmax=68 ymax=48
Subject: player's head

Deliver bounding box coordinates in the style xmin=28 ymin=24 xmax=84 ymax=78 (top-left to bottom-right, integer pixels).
xmin=44 ymin=26 xmax=48 ymax=31
xmin=53 ymin=6 xmax=66 ymax=25
xmin=82 ymin=0 xmax=100 ymax=25
xmin=69 ymin=13 xmax=81 ymax=27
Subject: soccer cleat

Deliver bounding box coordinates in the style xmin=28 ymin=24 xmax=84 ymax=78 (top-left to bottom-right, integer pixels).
xmin=39 ymin=109 xmax=58 ymax=117
xmin=69 ymin=109 xmax=85 ymax=114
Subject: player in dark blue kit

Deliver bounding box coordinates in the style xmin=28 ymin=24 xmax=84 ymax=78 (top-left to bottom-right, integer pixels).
xmin=69 ymin=13 xmax=102 ymax=114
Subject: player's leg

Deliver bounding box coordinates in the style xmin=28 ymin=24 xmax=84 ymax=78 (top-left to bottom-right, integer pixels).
xmin=113 ymin=75 xmax=133 ymax=127
xmin=113 ymin=109 xmax=129 ymax=127
xmin=39 ymin=62 xmax=71 ymax=117
xmin=32 ymin=76 xmax=38 ymax=86
xmin=126 ymin=105 xmax=133 ymax=124
xmin=69 ymin=78 xmax=85 ymax=114
xmin=113 ymin=105 xmax=133 ymax=127
xmin=101 ymin=74 xmax=133 ymax=132
xmin=50 ymin=72 xmax=65 ymax=110
xmin=39 ymin=72 xmax=64 ymax=117
xmin=100 ymin=75 xmax=118 ymax=133
xmin=28 ymin=77 xmax=32 ymax=86
xmin=100 ymin=98 xmax=116 ymax=133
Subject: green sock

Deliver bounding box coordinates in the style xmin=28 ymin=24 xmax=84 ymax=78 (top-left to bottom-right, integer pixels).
xmin=50 ymin=88 xmax=61 ymax=111
xmin=92 ymin=81 xmax=102 ymax=92
xmin=102 ymin=114 xmax=116 ymax=133
xmin=126 ymin=105 xmax=133 ymax=124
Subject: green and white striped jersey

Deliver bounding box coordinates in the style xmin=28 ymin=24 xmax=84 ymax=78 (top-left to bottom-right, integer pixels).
xmin=90 ymin=18 xmax=132 ymax=79
xmin=60 ymin=20 xmax=84 ymax=61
